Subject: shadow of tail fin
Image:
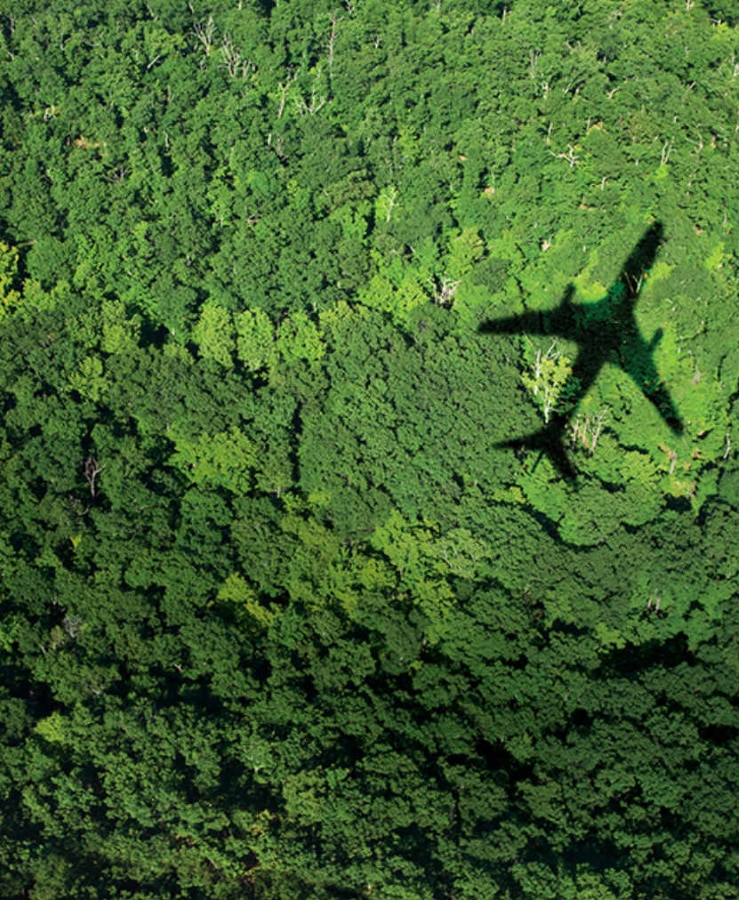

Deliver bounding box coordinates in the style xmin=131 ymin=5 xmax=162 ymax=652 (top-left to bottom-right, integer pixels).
xmin=496 ymin=417 xmax=577 ymax=479
xmin=649 ymin=327 xmax=664 ymax=353
xmin=560 ymin=283 xmax=576 ymax=309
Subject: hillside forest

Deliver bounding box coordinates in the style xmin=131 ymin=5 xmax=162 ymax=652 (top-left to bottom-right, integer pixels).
xmin=0 ymin=0 xmax=738 ymax=898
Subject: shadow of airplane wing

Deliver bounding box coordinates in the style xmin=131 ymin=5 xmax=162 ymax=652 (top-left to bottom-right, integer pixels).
xmin=479 ymin=284 xmax=577 ymax=338
xmin=479 ymin=310 xmax=548 ymax=336
xmin=566 ymin=342 xmax=607 ymax=411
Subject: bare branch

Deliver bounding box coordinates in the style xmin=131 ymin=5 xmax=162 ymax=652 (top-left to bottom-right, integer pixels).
xmin=220 ymin=35 xmax=255 ymax=79
xmin=550 ymin=144 xmax=579 ymax=167
xmin=277 ymin=71 xmax=297 ymax=118
xmin=295 ymin=87 xmax=326 ymax=115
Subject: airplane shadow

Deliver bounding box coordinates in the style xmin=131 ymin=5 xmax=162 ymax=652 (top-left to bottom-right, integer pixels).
xmin=478 ymin=222 xmax=684 ymax=479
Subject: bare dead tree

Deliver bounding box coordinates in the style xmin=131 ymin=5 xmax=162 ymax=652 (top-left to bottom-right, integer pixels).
xmin=105 ymin=166 xmax=129 ymax=183
xmin=431 ymin=275 xmax=461 ymax=308
xmin=328 ymin=14 xmax=342 ymax=65
xmin=572 ymin=409 xmax=607 ymax=454
xmin=193 ymin=15 xmax=217 ymax=57
xmin=295 ymin=86 xmax=326 ymax=115
xmin=660 ymin=138 xmax=674 ymax=166
xmin=267 ymin=132 xmax=287 ymax=161
xmin=83 ymin=456 xmax=103 ymax=498
xmin=62 ymin=614 xmax=84 ymax=639
xmin=220 ymin=35 xmax=255 ymax=79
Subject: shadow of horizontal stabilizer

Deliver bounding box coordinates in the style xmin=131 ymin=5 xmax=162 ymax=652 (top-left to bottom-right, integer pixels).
xmin=496 ymin=417 xmax=578 ymax=479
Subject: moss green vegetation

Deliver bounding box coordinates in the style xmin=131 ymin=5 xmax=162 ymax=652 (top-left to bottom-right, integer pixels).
xmin=0 ymin=1 xmax=738 ymax=897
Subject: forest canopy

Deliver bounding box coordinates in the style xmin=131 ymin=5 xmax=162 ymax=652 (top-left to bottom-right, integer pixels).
xmin=0 ymin=0 xmax=738 ymax=898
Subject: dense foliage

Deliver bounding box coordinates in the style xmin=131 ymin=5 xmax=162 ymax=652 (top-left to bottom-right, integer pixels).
xmin=0 ymin=0 xmax=738 ymax=897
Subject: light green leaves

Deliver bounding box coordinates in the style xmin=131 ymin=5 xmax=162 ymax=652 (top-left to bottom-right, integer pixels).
xmin=170 ymin=425 xmax=256 ymax=495
xmin=217 ymin=572 xmax=275 ymax=628
xmin=236 ymin=307 xmax=276 ymax=373
xmin=192 ymin=303 xmax=235 ymax=367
